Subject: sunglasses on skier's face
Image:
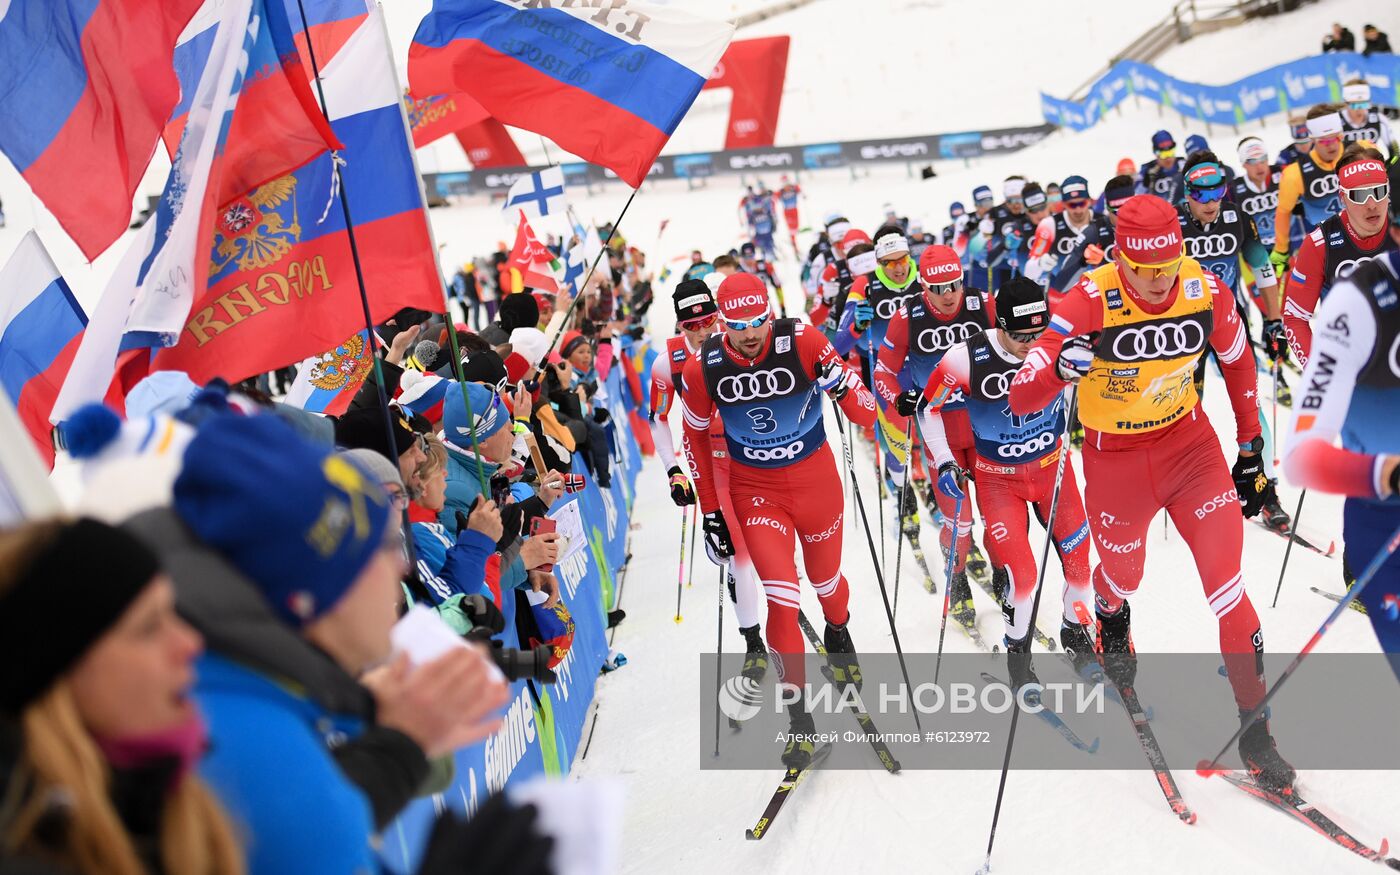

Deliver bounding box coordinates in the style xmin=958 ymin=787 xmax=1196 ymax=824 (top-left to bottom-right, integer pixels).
xmin=723 ymin=313 xmax=770 ymax=331
xmin=1343 ymin=183 xmax=1389 ymax=205
xmin=1007 ymin=329 xmax=1045 ymax=343
xmin=679 ymin=313 xmax=718 ymax=331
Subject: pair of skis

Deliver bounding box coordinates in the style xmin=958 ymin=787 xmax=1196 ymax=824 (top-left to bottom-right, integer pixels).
xmin=745 ymin=612 xmax=900 ymax=840
xmin=1071 ymin=608 xmax=1393 ymax=865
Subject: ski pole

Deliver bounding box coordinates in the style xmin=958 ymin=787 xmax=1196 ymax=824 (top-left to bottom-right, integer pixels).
xmin=831 ymin=403 xmax=923 ymax=731
xmin=932 ymin=490 xmax=966 ymax=688
xmin=674 ymin=505 xmax=690 ymax=623
xmin=1199 ymin=515 xmax=1400 ymax=779
xmin=866 ymin=329 xmax=888 ymax=571
xmin=977 ymin=387 xmax=1079 ymax=874
xmin=713 ymin=560 xmax=729 ymax=757
xmin=1269 ymin=489 xmax=1308 ymax=609
xmin=687 ymin=501 xmax=699 ymax=588
xmin=1271 ymin=359 xmax=1280 ymax=467
xmin=892 ymin=427 xmax=916 ymax=621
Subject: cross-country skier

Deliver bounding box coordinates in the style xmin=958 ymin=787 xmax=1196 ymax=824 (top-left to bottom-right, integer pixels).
xmin=1339 ymin=79 xmax=1396 ymax=159
xmin=1009 ymin=194 xmax=1295 ymax=791
xmin=649 ymin=280 xmax=768 ymax=681
xmin=1278 ymin=112 xmax=1312 ymax=167
xmin=1137 ymin=130 xmax=1186 ymax=204
xmin=1183 ymin=134 xmax=1237 ymax=191
xmin=916 ymin=278 xmax=1095 ymax=682
xmin=1283 ymin=146 xmax=1398 ymax=366
xmin=1045 ymin=175 xmax=1125 ymax=297
xmin=777 ymin=174 xmax=803 ymax=254
xmin=680 ymin=273 xmax=877 ymax=769
xmin=964 ymin=185 xmax=997 ymax=290
xmin=739 ymin=242 xmax=788 ymax=319
xmin=943 ymin=201 xmax=967 ymax=249
xmin=1231 ymin=137 xmax=1287 ymax=251
xmin=987 ymin=178 xmax=1032 ymax=290
xmin=811 ymin=229 xmax=874 ymax=339
xmin=1177 ymin=152 xmax=1293 ymax=530
xmin=1284 ymin=247 xmax=1400 ymax=680
xmin=1271 ymin=106 xmax=1353 ymax=275
xmin=882 ymin=245 xmax=996 ymax=623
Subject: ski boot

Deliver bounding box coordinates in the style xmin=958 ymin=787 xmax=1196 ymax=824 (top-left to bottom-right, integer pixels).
xmin=1060 ymin=618 xmax=1099 ymax=676
xmin=949 ymin=571 xmax=976 ymax=628
xmin=897 ymin=484 xmax=920 ymax=538
xmin=1239 ymin=711 xmax=1296 ymax=793
xmin=823 ymin=619 xmax=862 ymax=690
xmin=965 ymin=541 xmax=992 ymax=586
xmin=1004 ymin=632 xmax=1040 ymax=703
xmin=1094 ymin=600 xmax=1137 ymax=688
xmin=740 ymin=624 xmax=768 ymax=683
xmin=782 ymin=706 xmax=817 ymax=770
xmin=1259 ymin=480 xmax=1291 ymax=534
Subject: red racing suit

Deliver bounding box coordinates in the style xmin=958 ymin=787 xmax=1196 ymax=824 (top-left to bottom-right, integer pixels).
xmin=680 ymin=320 xmax=877 ymax=688
xmin=650 ymin=334 xmax=762 ymax=630
xmin=1009 ymin=260 xmax=1269 ymax=712
xmin=1283 ymin=211 xmax=1398 ymax=366
xmin=919 ymin=330 xmax=1092 ymax=642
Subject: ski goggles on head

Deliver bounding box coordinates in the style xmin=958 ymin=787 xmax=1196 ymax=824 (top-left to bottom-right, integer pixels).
xmin=1242 ymin=156 xmax=1270 ymax=166
xmin=1343 ymin=183 xmax=1389 ymax=205
xmin=723 ymin=312 xmax=770 ymax=331
xmin=1118 ymin=250 xmax=1184 ymax=280
xmin=678 ymin=312 xmax=718 ymax=331
xmin=1007 ymin=329 xmax=1045 ymax=343
xmin=1187 ymin=184 xmax=1229 ymax=203
xmin=1315 ymin=134 xmax=1343 ymax=147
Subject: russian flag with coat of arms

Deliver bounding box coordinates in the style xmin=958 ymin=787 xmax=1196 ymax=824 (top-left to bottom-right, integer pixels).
xmin=408 ymin=0 xmax=734 ymax=188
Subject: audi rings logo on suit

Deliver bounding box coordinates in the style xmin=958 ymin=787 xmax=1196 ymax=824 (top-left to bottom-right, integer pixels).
xmin=1106 ymin=321 xmax=1207 ymax=361
xmin=1182 ymin=233 xmax=1239 ymax=260
xmin=916 ymin=322 xmax=980 ymax=353
xmin=715 ymin=368 xmax=798 ymax=403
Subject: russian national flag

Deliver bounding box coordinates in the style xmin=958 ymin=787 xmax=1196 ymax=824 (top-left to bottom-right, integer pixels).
xmin=0 ymin=0 xmax=204 ymax=260
xmin=408 ymin=0 xmax=734 ymax=188
xmin=406 ymin=90 xmax=492 ymax=148
xmin=150 ymin=6 xmax=445 ymax=384
xmin=0 ymin=233 xmax=87 ymax=468
xmin=282 ymin=329 xmax=376 ymax=416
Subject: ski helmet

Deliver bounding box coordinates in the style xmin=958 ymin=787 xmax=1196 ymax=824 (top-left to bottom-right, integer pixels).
xmin=995 ymin=278 xmax=1049 ymax=334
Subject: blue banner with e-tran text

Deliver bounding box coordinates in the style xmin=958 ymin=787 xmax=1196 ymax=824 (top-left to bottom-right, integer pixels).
xmin=380 ymin=364 xmax=643 ymax=874
xmin=1042 ymin=51 xmax=1400 ymax=133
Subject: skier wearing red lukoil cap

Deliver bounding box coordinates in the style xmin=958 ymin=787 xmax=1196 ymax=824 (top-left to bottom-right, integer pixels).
xmin=1009 ymin=194 xmax=1296 ymax=792
xmin=680 ymin=273 xmax=877 ymax=771
xmin=878 ymin=244 xmax=996 ymax=623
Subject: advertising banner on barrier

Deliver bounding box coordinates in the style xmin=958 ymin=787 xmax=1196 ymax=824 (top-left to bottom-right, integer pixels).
xmin=1042 ymin=51 xmax=1400 ymax=133
xmin=379 ymin=366 xmax=643 ymax=875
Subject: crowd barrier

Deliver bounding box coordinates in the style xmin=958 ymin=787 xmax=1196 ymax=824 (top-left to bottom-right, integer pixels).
xmin=422 ymin=123 xmax=1057 ymax=198
xmin=1042 ymin=51 xmax=1400 ymax=133
xmin=381 ymin=362 xmax=644 ymax=873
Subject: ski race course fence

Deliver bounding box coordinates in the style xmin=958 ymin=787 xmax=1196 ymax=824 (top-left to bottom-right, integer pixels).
xmin=421 ymin=121 xmax=1058 ymax=200
xmin=380 ymin=361 xmax=646 ymax=873
xmin=1042 ymin=51 xmax=1400 ymax=133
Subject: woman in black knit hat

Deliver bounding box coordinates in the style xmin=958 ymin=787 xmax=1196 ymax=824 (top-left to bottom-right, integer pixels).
xmin=0 ymin=519 xmax=243 ymax=875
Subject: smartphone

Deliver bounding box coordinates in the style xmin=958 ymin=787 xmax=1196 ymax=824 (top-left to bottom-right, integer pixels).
xmin=529 ymin=516 xmax=557 ymax=573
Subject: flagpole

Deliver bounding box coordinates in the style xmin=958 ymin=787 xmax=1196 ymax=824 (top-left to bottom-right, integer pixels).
xmin=363 ymin=2 xmax=492 ymax=494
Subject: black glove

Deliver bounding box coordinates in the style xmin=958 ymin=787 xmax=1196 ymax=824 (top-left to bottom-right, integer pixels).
xmin=1056 ymin=331 xmax=1100 ymax=381
xmin=455 ymin=510 xmax=471 ymax=535
xmin=1232 ymin=452 xmax=1267 ymax=519
xmin=894 ymin=389 xmax=922 ymax=417
xmin=592 ymin=407 xmax=610 ymax=424
xmin=1262 ymin=319 xmax=1288 ymax=363
xmin=419 ymin=794 xmax=554 ymax=875
xmin=703 ymin=510 xmax=735 ymax=559
xmin=461 ymin=594 xmax=506 ymax=635
xmin=668 ymin=465 xmax=696 ymax=506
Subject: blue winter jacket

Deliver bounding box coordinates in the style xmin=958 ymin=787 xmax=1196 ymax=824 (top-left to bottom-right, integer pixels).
xmin=440 ymin=443 xmax=528 ymax=592
xmin=196 ymin=654 xmax=379 ymax=875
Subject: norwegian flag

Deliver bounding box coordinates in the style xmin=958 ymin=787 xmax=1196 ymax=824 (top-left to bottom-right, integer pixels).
xmin=508 ymin=211 xmax=560 ymax=293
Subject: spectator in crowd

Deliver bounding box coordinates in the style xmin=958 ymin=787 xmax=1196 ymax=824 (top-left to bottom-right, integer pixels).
xmin=1364 ymin=24 xmax=1392 ymax=56
xmin=407 ymin=435 xmax=505 ymax=616
xmin=439 ymin=381 xmax=563 ymax=607
xmin=1323 ymin=22 xmax=1355 ymax=52
xmin=127 ymin=413 xmax=511 ymax=873
xmin=0 ymin=518 xmax=244 ymax=875
xmin=547 ymin=331 xmax=613 ymax=487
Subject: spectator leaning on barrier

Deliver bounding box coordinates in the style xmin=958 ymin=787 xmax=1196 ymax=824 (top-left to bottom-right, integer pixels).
xmin=1363 ymin=24 xmax=1391 ymax=56
xmin=0 ymin=518 xmax=244 ymax=875
xmin=1323 ymin=22 xmax=1355 ymax=53
xmin=334 ymin=405 xmax=428 ymax=500
xmin=125 ymin=413 xmax=509 ymax=874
